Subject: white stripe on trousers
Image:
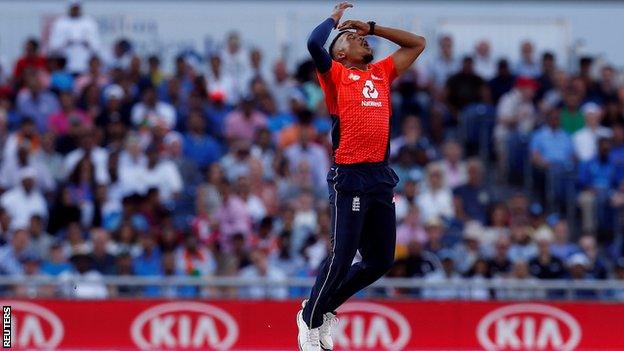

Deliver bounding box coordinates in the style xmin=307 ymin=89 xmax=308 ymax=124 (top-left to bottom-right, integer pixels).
xmin=308 ymin=167 xmax=339 ymax=327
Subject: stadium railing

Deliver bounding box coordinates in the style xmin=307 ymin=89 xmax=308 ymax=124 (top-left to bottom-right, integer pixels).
xmin=4 ymin=275 xmax=624 ymax=301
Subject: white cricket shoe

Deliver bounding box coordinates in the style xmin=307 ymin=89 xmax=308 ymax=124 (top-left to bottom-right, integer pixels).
xmin=320 ymin=311 xmax=338 ymax=350
xmin=297 ymin=306 xmax=321 ymax=351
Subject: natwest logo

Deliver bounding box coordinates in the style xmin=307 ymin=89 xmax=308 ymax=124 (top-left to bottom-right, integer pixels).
xmin=477 ymin=303 xmax=581 ymax=351
xmin=131 ymin=302 xmax=238 ymax=350
xmin=0 ymin=300 xmax=64 ymax=349
xmin=334 ymin=302 xmax=410 ymax=350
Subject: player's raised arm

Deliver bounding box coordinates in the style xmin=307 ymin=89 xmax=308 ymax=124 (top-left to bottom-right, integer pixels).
xmin=338 ymin=20 xmax=426 ymax=75
xmin=307 ymin=2 xmax=352 ymax=73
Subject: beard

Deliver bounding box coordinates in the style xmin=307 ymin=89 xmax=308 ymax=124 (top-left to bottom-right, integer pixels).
xmin=363 ymin=53 xmax=374 ymax=64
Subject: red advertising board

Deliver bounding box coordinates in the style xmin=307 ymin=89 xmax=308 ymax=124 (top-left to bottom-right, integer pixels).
xmin=1 ymin=298 xmax=623 ymax=350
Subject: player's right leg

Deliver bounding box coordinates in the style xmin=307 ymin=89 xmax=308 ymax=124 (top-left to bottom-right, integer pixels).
xmin=298 ymin=166 xmax=365 ymax=350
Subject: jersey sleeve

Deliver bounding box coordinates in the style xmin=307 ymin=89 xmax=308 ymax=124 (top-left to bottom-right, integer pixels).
xmin=317 ymin=60 xmax=344 ymax=115
xmin=375 ymin=55 xmax=399 ymax=83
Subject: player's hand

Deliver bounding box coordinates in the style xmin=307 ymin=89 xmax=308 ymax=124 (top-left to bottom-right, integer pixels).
xmin=337 ymin=20 xmax=371 ymax=36
xmin=330 ymin=2 xmax=353 ymax=24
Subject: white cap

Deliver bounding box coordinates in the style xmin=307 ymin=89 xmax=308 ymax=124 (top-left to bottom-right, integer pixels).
xmin=104 ymin=84 xmax=124 ymax=101
xmin=567 ymin=253 xmax=590 ymax=268
xmin=581 ymin=102 xmax=603 ymax=116
xmin=68 ymin=0 xmax=82 ymax=7
xmin=534 ymin=227 xmax=554 ymax=243
xmin=164 ymin=131 xmax=182 ymax=146
xmin=463 ymin=221 xmax=483 ymax=242
xmin=18 ymin=166 xmax=37 ymax=181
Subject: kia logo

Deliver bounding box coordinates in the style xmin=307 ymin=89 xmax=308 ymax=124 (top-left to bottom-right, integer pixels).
xmin=131 ymin=302 xmax=239 ymax=350
xmin=334 ymin=302 xmax=410 ymax=350
xmin=0 ymin=300 xmax=64 ymax=349
xmin=477 ymin=303 xmax=581 ymax=351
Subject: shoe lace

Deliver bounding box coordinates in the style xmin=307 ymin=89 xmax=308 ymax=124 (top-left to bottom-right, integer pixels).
xmin=307 ymin=328 xmax=321 ymax=345
xmin=321 ymin=313 xmax=339 ymax=332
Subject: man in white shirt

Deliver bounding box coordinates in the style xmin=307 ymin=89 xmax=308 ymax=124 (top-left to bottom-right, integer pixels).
xmin=131 ymin=86 xmax=176 ymax=131
xmin=473 ymin=40 xmax=496 ymax=80
xmin=427 ymin=35 xmax=459 ymax=90
xmin=573 ymin=102 xmax=612 ymax=162
xmin=220 ymin=32 xmax=252 ymax=104
xmin=494 ymin=77 xmax=539 ymax=175
xmin=0 ymin=167 xmax=47 ymax=229
xmin=48 ymin=0 xmax=101 ymax=74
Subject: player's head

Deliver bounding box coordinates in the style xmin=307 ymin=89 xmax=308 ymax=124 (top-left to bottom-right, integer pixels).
xmin=329 ymin=30 xmax=374 ymax=64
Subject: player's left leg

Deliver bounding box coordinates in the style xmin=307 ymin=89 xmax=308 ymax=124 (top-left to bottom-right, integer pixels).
xmin=324 ymin=188 xmax=396 ymax=313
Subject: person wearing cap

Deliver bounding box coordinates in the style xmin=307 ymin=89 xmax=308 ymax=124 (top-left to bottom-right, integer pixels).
xmin=495 ymin=76 xmax=538 ymax=178
xmin=0 ymin=167 xmax=47 ymax=229
xmin=573 ymin=102 xmax=612 ymax=162
xmin=508 ymin=224 xmax=537 ymax=263
xmin=417 ymin=162 xmax=455 ymax=223
xmin=48 ymin=0 xmax=101 ymax=75
xmin=453 ymin=220 xmax=484 ymax=274
xmin=565 ymin=252 xmax=599 ymax=299
xmin=528 ymin=227 xmax=565 ymax=279
xmin=577 ymin=137 xmax=616 ymax=233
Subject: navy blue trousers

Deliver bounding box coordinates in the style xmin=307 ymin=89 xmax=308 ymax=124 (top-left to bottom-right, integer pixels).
xmin=302 ymin=163 xmax=398 ymax=328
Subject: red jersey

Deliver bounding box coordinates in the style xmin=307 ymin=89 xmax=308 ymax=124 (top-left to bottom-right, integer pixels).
xmin=318 ymin=56 xmax=398 ymax=164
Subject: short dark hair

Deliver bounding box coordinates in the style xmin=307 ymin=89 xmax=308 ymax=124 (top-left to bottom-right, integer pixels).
xmin=328 ymin=30 xmax=352 ymax=59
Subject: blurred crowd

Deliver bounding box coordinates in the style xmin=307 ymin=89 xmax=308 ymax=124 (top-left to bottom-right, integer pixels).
xmin=1 ymin=1 xmax=624 ymax=300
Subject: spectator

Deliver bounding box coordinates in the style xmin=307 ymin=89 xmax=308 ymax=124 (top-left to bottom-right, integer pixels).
xmin=578 ymin=235 xmax=608 ymax=279
xmin=487 ymin=235 xmax=513 ymax=278
xmin=396 ymin=206 xmax=427 ymax=250
xmin=422 ymin=250 xmax=462 ymax=300
xmin=427 ymin=35 xmax=458 ymax=91
xmin=60 ymin=247 xmax=108 ymax=299
xmin=225 ymin=95 xmax=267 ymax=141
xmin=0 ymin=229 xmax=31 ymax=275
xmin=445 ymin=56 xmax=486 ymax=113
xmin=131 ymin=85 xmax=177 ymax=132
xmin=530 ymin=108 xmax=575 ymax=170
xmin=495 ymin=260 xmax=545 ymax=300
xmin=473 ymin=40 xmax=496 ymax=80
xmin=417 ymin=162 xmax=455 ymax=222
xmin=88 ymin=228 xmax=116 ymax=275
xmin=573 ymin=102 xmax=612 ymax=162
xmin=28 ymin=215 xmax=53 ymax=260
xmin=495 ymin=76 xmax=538 ymax=176
xmin=508 ymin=224 xmax=537 ymax=263
xmin=550 ymin=219 xmax=578 ymax=260
xmin=0 ymin=167 xmax=47 ymax=229
xmin=16 ymin=73 xmax=60 ymax=132
xmin=560 ymin=87 xmax=585 ymax=134
xmin=48 ymin=91 xmax=91 ymax=136
xmin=13 ymin=38 xmax=46 ymax=84
xmin=536 ymin=52 xmax=557 ymax=100
xmin=577 ymin=137 xmax=615 ymax=233
xmin=528 ymin=228 xmax=565 ymax=279
xmin=440 ymin=140 xmax=467 ymax=189
xmin=514 ymin=41 xmax=540 ymax=78
xmin=565 ymin=252 xmax=598 ymax=299
xmin=239 ymin=249 xmax=287 ymax=299
xmin=482 ymin=203 xmax=511 ymax=249
xmin=453 ymin=158 xmax=492 ymax=223
xmin=183 ymin=109 xmax=223 ymax=169
xmin=41 ymin=241 xmax=72 ymax=276
xmin=489 ymin=59 xmax=516 ymax=105
xmin=49 ymin=0 xmax=101 ymax=75
xmin=453 ymin=221 xmax=485 ymax=274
